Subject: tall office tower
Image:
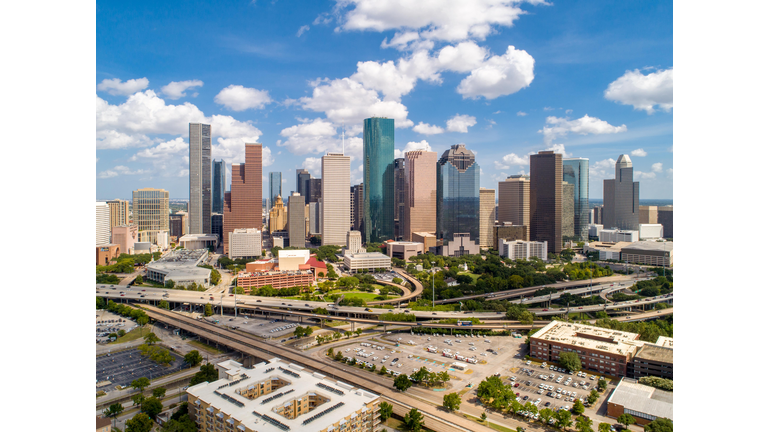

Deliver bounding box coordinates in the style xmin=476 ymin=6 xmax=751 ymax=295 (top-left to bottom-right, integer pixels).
xmin=132 ymin=188 xmax=170 ymax=244
xmin=107 ymin=199 xmax=129 ymax=228
xmin=308 ymin=202 xmax=320 ymax=235
xmin=498 ymin=175 xmax=530 ymax=240
xmin=223 ymin=144 xmax=262 ymax=255
xmin=592 ymin=205 xmax=603 ymax=225
xmin=530 ymin=150 xmax=563 ymax=254
xmin=96 ymin=202 xmax=110 ymax=245
xmin=296 ymin=169 xmax=311 ymax=204
xmin=211 ymin=213 xmax=223 ymax=243
xmin=308 ymin=178 xmax=322 ymax=203
xmin=351 ymin=183 xmax=364 ymax=231
xmin=189 ymin=123 xmax=212 ymax=234
xmin=657 ymin=206 xmax=673 ymax=238
xmin=403 ymin=150 xmax=437 ymax=241
xmin=393 ymin=158 xmax=406 ymax=240
xmin=321 ymin=153 xmax=351 ymax=246
xmin=603 ymin=155 xmax=640 ymax=231
xmin=363 ymin=117 xmax=395 ymax=243
xmin=639 ymin=205 xmax=658 ymax=224
xmin=436 ymin=144 xmax=480 ymax=241
xmin=562 ymin=182 xmax=575 ymax=238
xmin=287 ymin=193 xmax=305 ymax=247
xmin=479 ymin=188 xmax=496 ymax=247
xmin=562 ymin=157 xmax=589 ymax=241
xmin=268 ymin=195 xmax=288 ymax=233
xmin=350 ymin=187 xmax=355 ymax=229
xmin=169 ymin=213 xmax=185 ymax=238
xmin=269 ymin=172 xmax=282 ymax=208
xmin=212 ymin=159 xmax=226 ymax=214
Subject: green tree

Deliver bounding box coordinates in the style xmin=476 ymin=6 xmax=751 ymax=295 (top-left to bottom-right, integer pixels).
xmin=403 ymin=408 xmax=424 ymax=432
xmin=617 ymin=413 xmax=636 ymax=430
xmin=555 ymin=409 xmax=573 ymax=429
xmin=334 ymin=351 xmax=343 ymax=361
xmin=394 ymin=374 xmax=412 ymax=392
xmin=573 ymin=399 xmax=585 ymax=415
xmin=598 ymin=378 xmax=607 ymax=391
xmin=575 ymin=415 xmax=593 ymax=432
xmin=643 ymin=417 xmax=673 ymax=432
xmin=159 ymin=300 xmax=170 ymax=309
xmin=443 ymin=392 xmax=461 ymax=412
xmin=131 ymin=394 xmax=146 ymax=406
xmin=559 ymin=351 xmax=582 ymax=372
xmin=165 ymin=280 xmax=175 ymax=289
xmin=480 ymin=412 xmax=487 ymax=423
xmin=184 ymin=350 xmax=203 ymax=367
xmin=204 ymin=303 xmax=213 ymax=316
xmin=152 ymin=387 xmax=166 ymax=398
xmin=598 ymin=423 xmax=613 ymax=432
xmin=125 ymin=412 xmax=153 ymax=432
xmin=143 ymin=332 xmax=160 ymax=345
xmin=141 ymin=397 xmax=164 ymax=420
xmin=327 ymin=347 xmax=334 ymax=357
xmin=588 ymin=389 xmax=599 ymax=405
xmin=135 ymin=274 xmax=144 ymax=285
xmin=118 ymin=329 xmax=126 ymax=337
xmin=379 ymin=365 xmax=388 ymax=375
xmin=137 ymin=315 xmax=149 ymax=335
xmin=102 ymin=403 xmax=124 ymax=426
xmin=379 ymin=401 xmax=393 ymax=421
xmin=131 ymin=377 xmax=151 ymax=394
xmin=97 ymin=297 xmax=106 ymax=309
xmin=344 ymin=331 xmax=352 ymax=339
xmin=355 ymin=328 xmax=363 ymax=337
xmin=189 ymin=363 xmax=218 ymax=386
xmin=539 ymin=408 xmax=555 ymax=425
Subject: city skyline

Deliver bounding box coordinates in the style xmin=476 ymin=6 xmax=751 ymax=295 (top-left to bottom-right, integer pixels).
xmin=96 ymin=1 xmax=673 ymax=201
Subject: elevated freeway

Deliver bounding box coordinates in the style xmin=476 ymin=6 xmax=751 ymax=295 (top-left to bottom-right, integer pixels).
xmin=367 ymin=269 xmax=424 ymax=305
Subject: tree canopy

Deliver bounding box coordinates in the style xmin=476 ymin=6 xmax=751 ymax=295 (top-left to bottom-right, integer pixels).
xmin=403 ymin=408 xmax=424 ymax=432
xmin=443 ymin=392 xmax=461 ymax=412
xmin=379 ymin=401 xmax=393 ymax=421
xmin=125 ymin=412 xmax=153 ymax=432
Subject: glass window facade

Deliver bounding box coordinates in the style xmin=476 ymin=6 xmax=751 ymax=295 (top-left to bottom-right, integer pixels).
xmin=363 ymin=117 xmax=395 ymax=243
xmin=563 ymin=158 xmax=589 ymax=241
xmin=269 ymin=172 xmax=282 ymax=209
xmin=436 ymin=145 xmax=480 ymax=241
xmin=212 ymin=159 xmax=225 ymax=214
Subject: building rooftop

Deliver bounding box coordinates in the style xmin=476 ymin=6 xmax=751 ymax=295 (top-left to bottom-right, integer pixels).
xmin=633 ymin=343 xmax=673 ymax=364
xmin=531 ymin=321 xmax=644 ymax=357
xmin=188 ymin=358 xmax=379 ymax=432
xmin=585 ymin=241 xmax=632 ymax=252
xmin=146 ymin=249 xmax=210 ymax=280
xmin=278 ymin=250 xmax=311 ymax=261
xmin=179 ymin=234 xmax=219 ymax=241
xmin=345 ymin=252 xmax=391 ymax=259
xmin=233 ymin=228 xmax=261 ymax=234
xmin=622 ymin=241 xmax=673 ymax=252
xmin=655 ymin=336 xmax=674 ymax=348
xmin=608 ymin=378 xmax=673 ymax=421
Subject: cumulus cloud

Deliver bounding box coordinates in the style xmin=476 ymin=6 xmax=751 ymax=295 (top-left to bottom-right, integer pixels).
xmin=635 ymin=170 xmax=656 ymax=180
xmin=604 ymin=68 xmax=673 ymax=114
xmin=630 ymin=148 xmax=647 ymax=157
xmin=278 ymin=118 xmax=338 ymax=155
xmin=651 ymin=162 xmax=663 ymax=173
xmin=97 ymin=77 xmax=149 ymax=96
xmin=517 ymin=111 xmax=527 ymax=116
xmin=590 ymin=158 xmax=617 ymax=183
xmin=214 ymin=85 xmax=272 ymax=111
xmin=413 ymin=122 xmax=445 ymax=135
xmin=494 ymin=152 xmax=527 ymax=169
xmin=161 ymin=80 xmax=203 ymax=99
xmin=446 ymin=114 xmax=477 ymax=133
xmin=97 ymin=165 xmax=149 ymax=179
xmin=394 ymin=140 xmax=432 ymax=159
xmin=539 ymin=115 xmax=627 ymax=145
xmin=456 ymin=46 xmax=535 ymax=99
xmin=297 ymin=25 xmax=310 ymax=36
xmin=350 ymin=50 xmax=440 ymax=102
xmin=301 ymin=157 xmax=322 ymax=176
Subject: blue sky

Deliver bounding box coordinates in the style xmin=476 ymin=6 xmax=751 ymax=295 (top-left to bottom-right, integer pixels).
xmin=96 ymin=0 xmax=673 ymax=201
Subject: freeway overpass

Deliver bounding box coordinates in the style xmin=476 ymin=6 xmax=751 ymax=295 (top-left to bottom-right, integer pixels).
xmin=367 ymin=269 xmax=423 ymax=305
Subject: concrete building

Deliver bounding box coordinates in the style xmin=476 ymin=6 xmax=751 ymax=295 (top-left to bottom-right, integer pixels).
xmin=603 ymin=155 xmax=640 ymax=231
xmin=277 ymin=250 xmax=311 ymax=271
xmin=606 ymin=378 xmax=673 ymax=425
xmin=132 ymin=188 xmax=169 ymax=245
xmin=639 ymin=205 xmax=658 ymax=224
xmin=394 ymin=157 xmax=406 ymax=240
xmin=212 ymin=159 xmax=226 ymax=214
xmin=179 ymin=234 xmax=218 ymax=250
xmin=437 ymin=144 xmax=480 ymax=242
xmin=436 ymin=233 xmax=480 ymax=257
xmin=308 ymin=202 xmax=320 ymax=235
xmin=479 ymin=188 xmax=496 ymax=247
xmin=169 ymin=213 xmax=186 ymax=239
xmin=561 ymin=182 xmax=575 ymax=239
xmin=591 ymin=205 xmax=603 ymax=225
xmin=96 ymin=244 xmax=121 ymax=266
xmin=403 ymin=150 xmax=437 ymax=242
xmin=530 ymin=151 xmax=562 ymax=254
xmin=621 ymin=241 xmax=673 ymax=267
xmin=498 ymin=239 xmax=548 ymax=261
xmin=412 ymin=232 xmax=437 ymax=250
xmin=638 ymin=224 xmax=664 ymax=240
xmin=229 ymin=228 xmax=262 ymax=259
xmin=562 ymin=158 xmax=590 ymax=240
xmin=657 ymin=206 xmax=673 ymax=238
xmin=584 ymin=241 xmax=629 ymax=260
xmin=189 ymin=123 xmax=212 ymax=234
xmin=96 ymin=416 xmax=112 ymax=432
xmin=96 ymin=202 xmax=110 ymax=245
xmin=187 ymin=358 xmax=381 ymax=432
xmin=346 ymin=230 xmax=364 ymax=254
xmin=630 ymin=337 xmax=673 ymax=380
xmin=271 ymin=231 xmax=288 ymax=249
xmin=211 ymin=213 xmax=223 ymax=243
xmin=343 ymin=252 xmax=392 ymax=273
xmin=112 ymin=224 xmax=138 ymax=255
xmin=288 ymin=193 xmax=305 ymax=248
xmin=237 ymin=269 xmax=315 ymax=291
xmin=146 ymin=249 xmax=211 ymax=287
xmin=493 ymin=223 xmax=528 ymax=249
xmin=269 ymin=195 xmax=288 ymax=233
xmin=107 ymin=199 xmax=130 ymax=228
xmin=498 ymin=175 xmax=530 ymax=240
xmin=224 ymin=144 xmax=262 ymax=255
xmin=530 ymin=320 xmax=645 ymax=377
xmin=321 ymin=153 xmax=351 ymax=246
xmin=599 ymin=229 xmax=639 ymax=243
xmin=363 ymin=117 xmax=395 ymax=243
xmin=385 ymin=241 xmax=424 ymax=261
xmin=588 ymin=224 xmax=604 ymax=238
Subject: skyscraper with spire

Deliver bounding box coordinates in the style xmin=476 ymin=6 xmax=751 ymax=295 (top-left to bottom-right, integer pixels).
xmin=603 ymin=154 xmax=639 ymax=230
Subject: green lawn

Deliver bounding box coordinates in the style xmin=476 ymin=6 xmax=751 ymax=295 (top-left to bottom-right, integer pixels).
xmin=109 ymin=325 xmax=151 ymax=344
xmin=462 ymin=414 xmax=516 ymax=432
xmin=458 ymin=272 xmax=480 ymax=281
xmin=340 ymin=292 xmax=397 ymax=301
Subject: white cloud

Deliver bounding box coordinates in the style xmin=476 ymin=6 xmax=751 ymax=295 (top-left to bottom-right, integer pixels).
xmin=565 ymin=109 xmax=572 ymax=114
xmin=262 ymin=146 xmax=275 ymax=167
xmin=630 ymin=148 xmax=647 ymax=157
xmin=97 ymin=165 xmax=149 ymax=179
xmin=635 ymin=170 xmax=656 ymax=180
xmin=604 ymin=68 xmax=673 ymax=114
xmin=97 ymin=77 xmax=149 ymax=96
xmin=543 ymin=106 xmax=554 ymax=111
xmin=413 ymin=122 xmax=445 ymax=135
xmin=161 ymin=80 xmax=204 ymax=100
xmin=301 ymin=157 xmax=322 ymax=176
xmin=214 ymin=85 xmax=272 ymax=111
xmin=456 ymin=46 xmax=535 ymax=100
xmin=493 ymin=152 xmax=527 ymax=169
xmin=666 ymin=168 xmax=673 ymax=178
xmin=278 ymin=118 xmax=338 ymax=155
xmin=539 ymin=115 xmax=627 ymax=145
xmin=541 ymin=143 xmax=570 ymax=157
xmin=130 ymin=137 xmax=187 ymax=161
xmin=350 ymin=50 xmax=440 ymax=102
xmin=394 ymin=140 xmax=432 ymax=159
xmin=516 ymin=111 xmax=527 ymax=116
xmin=590 ymin=158 xmax=617 ymax=183
xmin=651 ymin=162 xmax=663 ymax=173
xmin=446 ymin=114 xmax=477 ymax=133
xmin=297 ymin=25 xmax=310 ymax=37
xmin=485 ymin=118 xmax=496 ymax=129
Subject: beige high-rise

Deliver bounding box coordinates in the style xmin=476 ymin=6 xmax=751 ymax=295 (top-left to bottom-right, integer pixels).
xmin=269 ymin=195 xmax=287 ymax=233
xmin=131 ymin=188 xmax=169 ymax=244
xmin=321 ymin=153 xmax=351 ymax=246
xmin=479 ymin=188 xmax=496 ymax=247
xmin=403 ymin=150 xmax=437 ymax=241
xmin=498 ymin=175 xmax=530 ymax=240
xmin=107 ymin=199 xmax=130 ymax=228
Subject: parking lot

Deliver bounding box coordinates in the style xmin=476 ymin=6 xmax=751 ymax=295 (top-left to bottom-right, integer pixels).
xmin=96 ymin=310 xmax=137 ymax=344
xmin=96 ymin=347 xmax=186 ymax=390
xmin=205 ymin=312 xmax=307 ymax=340
xmin=509 ymin=362 xmax=599 ymax=412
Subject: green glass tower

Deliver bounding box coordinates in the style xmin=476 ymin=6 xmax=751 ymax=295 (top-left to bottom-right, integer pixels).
xmin=363 ymin=117 xmax=395 ymax=244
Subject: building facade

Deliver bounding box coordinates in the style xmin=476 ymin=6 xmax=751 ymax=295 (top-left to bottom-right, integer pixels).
xmin=211 ymin=213 xmax=223 ymax=243
xmin=639 ymin=205 xmax=658 ymax=224
xmin=308 ymin=202 xmax=320 ymax=235
xmin=621 ymin=241 xmax=673 ymax=267
xmin=131 ymin=188 xmax=169 ymax=245
xmin=308 ymin=178 xmax=322 ymax=203
xmin=657 ymin=206 xmax=673 ymax=238
xmin=562 ymin=158 xmax=589 ymax=240
xmin=346 ymin=230 xmax=364 ymax=254
xmin=493 ymin=223 xmax=528 ymax=248
xmin=96 ymin=202 xmax=110 ymax=245
xmin=498 ymin=239 xmax=548 ymax=261
xmin=638 ymin=224 xmax=664 ymax=240
xmin=111 ymin=224 xmax=138 ymax=255
xmin=343 ymin=252 xmax=392 ymax=273
xmin=107 ymin=199 xmax=130 ymax=228
xmin=229 ymin=228 xmax=262 ymax=259
xmin=363 ymin=117 xmax=395 ymax=243
xmin=350 ymin=183 xmax=364 ymax=231
xmin=296 ymin=168 xmax=311 ymax=204
xmin=599 ymin=229 xmax=639 ymax=243
xmin=530 ymin=151 xmax=563 ymax=254
xmin=436 ymin=144 xmax=480 ymax=242
xmin=436 ymin=233 xmax=480 ymax=257
xmin=189 ymin=123 xmax=212 ymax=234
xmin=269 ymin=172 xmax=282 ymax=210
xmin=479 ymin=188 xmax=496 ymax=247
xmin=268 ymin=195 xmax=287 ymax=233
xmin=223 ymin=144 xmax=262 ymax=254
xmin=562 ymin=182 xmax=575 ymax=238
xmin=146 ymin=249 xmax=211 ymax=287
xmin=212 ymin=159 xmax=225 ymax=214
xmin=386 ymin=241 xmax=424 ymax=261
xmin=287 ymin=193 xmax=305 ymax=248
xmin=603 ymin=154 xmax=640 ymax=231
xmin=96 ymin=244 xmax=120 ymax=266
xmin=321 ymin=153 xmax=351 ymax=246
xmin=403 ymin=150 xmax=437 ymax=241
xmin=498 ymin=175 xmax=530 ymax=240
xmin=393 ymin=157 xmax=406 ymax=240
xmin=606 ymin=378 xmax=673 ymax=426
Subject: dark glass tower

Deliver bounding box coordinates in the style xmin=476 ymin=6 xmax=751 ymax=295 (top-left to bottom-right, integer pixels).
xmin=394 ymin=158 xmax=406 ymax=240
xmin=269 ymin=172 xmax=282 ymax=210
xmin=363 ymin=117 xmax=395 ymax=243
xmin=189 ymin=123 xmax=211 ymax=234
xmin=563 ymin=158 xmax=589 ymax=241
xmin=530 ymin=150 xmax=562 ymax=254
xmin=212 ymin=159 xmax=225 ymax=214
xmin=296 ymin=169 xmax=311 ymax=204
xmin=436 ymin=144 xmax=480 ymax=241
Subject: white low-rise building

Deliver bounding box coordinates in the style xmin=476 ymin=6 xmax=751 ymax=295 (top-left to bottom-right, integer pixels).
xmin=179 ymin=233 xmax=219 ymax=250
xmin=145 ymin=249 xmax=211 ymax=287
xmin=499 ymin=239 xmax=548 ymax=261
xmin=229 ymin=228 xmax=262 ymax=259
xmin=343 ymin=252 xmax=392 ymax=273
xmin=588 ymin=224 xmax=604 ymax=237
xmin=599 ymin=229 xmax=639 ymax=243
xmin=638 ymin=224 xmax=664 ymax=240
xmin=277 ymin=249 xmax=311 ymax=271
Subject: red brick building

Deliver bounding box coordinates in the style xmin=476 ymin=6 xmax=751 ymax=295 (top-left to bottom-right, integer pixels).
xmin=224 ymin=144 xmax=262 ymax=255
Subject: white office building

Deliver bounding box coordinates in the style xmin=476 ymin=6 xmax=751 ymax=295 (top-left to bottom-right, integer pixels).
xmin=588 ymin=224 xmax=604 ymax=238
xmin=321 ymin=153 xmax=351 ymax=246
xmin=638 ymin=224 xmax=664 ymax=240
xmin=343 ymin=252 xmax=392 ymax=273
xmin=345 ymin=230 xmax=365 ymax=255
xmin=96 ymin=202 xmax=110 ymax=245
xmin=229 ymin=228 xmax=262 ymax=259
xmin=599 ymin=229 xmax=639 ymax=243
xmin=498 ymin=239 xmax=548 ymax=261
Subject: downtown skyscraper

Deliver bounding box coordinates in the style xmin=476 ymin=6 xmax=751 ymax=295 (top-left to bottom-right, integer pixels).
xmin=269 ymin=172 xmax=282 ymax=210
xmin=363 ymin=117 xmax=395 ymax=243
xmin=403 ymin=150 xmax=436 ymax=242
xmin=321 ymin=153 xmax=351 ymax=246
xmin=296 ymin=169 xmax=311 ymax=204
xmin=603 ymin=154 xmax=640 ymax=231
xmin=189 ymin=123 xmax=211 ymax=234
xmin=212 ymin=159 xmax=226 ymax=214
xmin=530 ymin=150 xmax=562 ymax=254
xmin=436 ymin=144 xmax=480 ymax=241
xmin=223 ymin=144 xmax=262 ymax=255
xmin=563 ymin=158 xmax=589 ymax=241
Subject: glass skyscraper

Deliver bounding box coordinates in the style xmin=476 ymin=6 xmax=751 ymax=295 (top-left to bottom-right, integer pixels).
xmin=563 ymin=158 xmax=589 ymax=241
xmin=212 ymin=159 xmax=225 ymax=214
xmin=436 ymin=144 xmax=480 ymax=241
xmin=363 ymin=117 xmax=395 ymax=243
xmin=189 ymin=123 xmax=211 ymax=234
xmin=269 ymin=172 xmax=282 ymax=209
xmin=296 ymin=169 xmax=311 ymax=204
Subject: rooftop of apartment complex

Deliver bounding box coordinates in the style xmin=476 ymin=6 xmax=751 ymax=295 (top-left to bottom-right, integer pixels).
xmin=607 ymin=378 xmax=674 ymax=421
xmin=531 ymin=321 xmax=644 ymax=357
xmin=188 ymin=358 xmax=379 ymax=432
xmin=621 ymin=241 xmax=673 ymax=252
xmin=654 ymin=336 xmax=673 ymax=348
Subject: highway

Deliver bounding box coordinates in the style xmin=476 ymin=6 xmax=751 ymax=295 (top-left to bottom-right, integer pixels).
xmin=367 ymin=269 xmax=424 ymax=305
xmin=138 ymin=304 xmax=497 ymax=432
